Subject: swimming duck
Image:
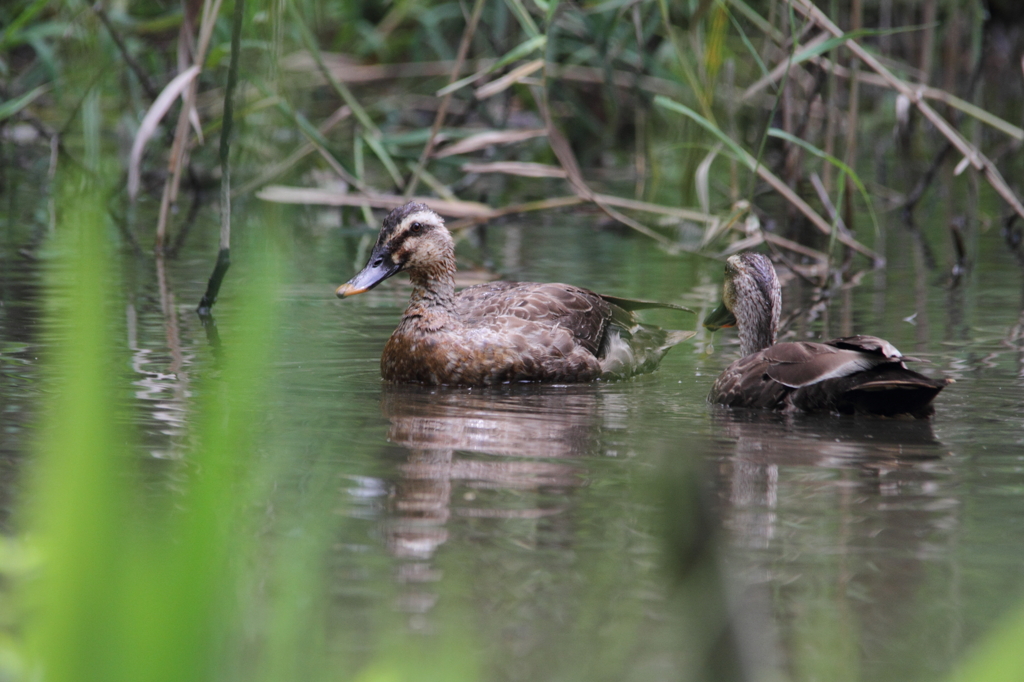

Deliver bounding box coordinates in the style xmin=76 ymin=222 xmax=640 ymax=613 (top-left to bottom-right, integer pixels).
xmin=703 ymin=253 xmax=949 ymax=416
xmin=336 ymin=202 xmax=693 ymax=386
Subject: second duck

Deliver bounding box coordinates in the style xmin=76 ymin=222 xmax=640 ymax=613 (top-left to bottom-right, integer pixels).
xmin=337 ymin=202 xmax=693 ymax=386
xmin=703 ymin=253 xmax=950 ymax=417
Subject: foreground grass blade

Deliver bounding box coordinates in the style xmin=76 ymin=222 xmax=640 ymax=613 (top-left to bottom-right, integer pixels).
xmin=948 ymin=599 xmax=1024 ymax=682
xmin=27 ymin=177 xmax=127 ymax=682
xmin=25 ymin=171 xmax=281 ymax=682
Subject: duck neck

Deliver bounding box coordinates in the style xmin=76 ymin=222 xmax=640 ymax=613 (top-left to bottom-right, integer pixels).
xmin=736 ymin=295 xmax=778 ymax=356
xmin=405 ymin=257 xmax=458 ymax=328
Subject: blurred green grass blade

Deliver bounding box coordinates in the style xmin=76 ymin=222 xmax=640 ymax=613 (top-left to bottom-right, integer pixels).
xmin=134 ymin=245 xmax=281 ymax=682
xmin=949 ymin=600 xmax=1024 ymax=682
xmin=656 ymin=0 xmax=712 ymax=118
xmin=436 ymin=35 xmax=546 ymax=97
xmin=724 ymin=0 xmax=779 ymax=42
xmin=27 ymin=166 xmax=282 ymax=682
xmin=289 ymin=4 xmax=376 ymax=133
xmin=362 ymin=132 xmax=405 ymax=189
xmin=725 ymin=4 xmax=769 ymax=80
xmin=768 ymin=127 xmax=880 ymax=235
xmin=0 ymin=0 xmax=49 ymax=50
xmin=792 ymin=25 xmax=932 ymax=64
xmin=27 ymin=175 xmax=128 ymax=682
xmin=0 ymin=84 xmax=48 ymax=122
xmin=654 ymin=95 xmax=754 ymax=170
xmin=502 ymin=0 xmax=540 ymax=37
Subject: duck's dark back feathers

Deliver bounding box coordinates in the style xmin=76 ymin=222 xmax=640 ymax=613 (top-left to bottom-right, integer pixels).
xmin=704 ymin=254 xmax=949 ymax=417
xmin=709 ymin=335 xmax=950 ymax=417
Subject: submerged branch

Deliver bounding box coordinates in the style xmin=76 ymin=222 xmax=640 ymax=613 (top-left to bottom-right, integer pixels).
xmin=198 ymin=0 xmax=244 ymax=316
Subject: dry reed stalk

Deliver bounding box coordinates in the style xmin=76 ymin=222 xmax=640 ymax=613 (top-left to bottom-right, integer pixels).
xmin=281 ymin=53 xmax=496 ymax=83
xmin=155 ymin=0 xmax=224 ymax=254
xmin=919 ymin=0 xmax=937 ymax=86
xmin=740 ymin=32 xmax=830 ymax=102
xmin=762 ymin=230 xmax=830 ymax=262
xmin=808 ymin=57 xmax=1024 ymax=141
xmin=446 ymin=194 xmax=722 ymax=234
xmin=632 ymin=2 xmax=647 ymax=201
xmin=460 ymin=162 xmax=567 ymax=178
xmin=822 ymin=21 xmax=839 ymax=191
xmin=635 ymin=106 xmax=647 ymax=200
xmin=404 ymin=0 xmax=486 ymax=199
xmin=841 ymin=0 xmax=862 ymax=234
xmin=433 ymin=128 xmax=548 ymax=158
xmin=256 ymin=186 xmax=491 ymax=217
xmin=788 ymin=0 xmax=1024 ymax=220
xmin=128 ymin=66 xmax=200 ymax=201
xmin=809 ymin=172 xmax=851 ymax=237
xmin=282 ymin=53 xmax=696 ymax=102
xmin=446 ymin=197 xmax=586 ymax=231
xmin=534 ymin=85 xmax=673 ymax=247
xmin=594 ymin=194 xmax=719 ymax=223
xmin=474 ymin=59 xmax=544 ymax=99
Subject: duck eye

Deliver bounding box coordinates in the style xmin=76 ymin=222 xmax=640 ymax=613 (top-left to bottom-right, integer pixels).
xmin=410 ymin=222 xmax=423 ymax=233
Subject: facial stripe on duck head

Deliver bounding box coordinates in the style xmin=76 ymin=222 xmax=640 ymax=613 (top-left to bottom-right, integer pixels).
xmin=337 ymin=203 xmax=453 ymax=298
xmin=376 ymin=202 xmax=454 ymax=278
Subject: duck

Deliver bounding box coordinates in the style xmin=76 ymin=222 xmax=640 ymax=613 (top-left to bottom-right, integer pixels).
xmin=336 ymin=202 xmax=693 ymax=386
xmin=702 ymin=252 xmax=950 ymax=417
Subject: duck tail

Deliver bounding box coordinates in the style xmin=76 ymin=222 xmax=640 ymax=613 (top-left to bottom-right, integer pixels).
xmin=598 ymin=324 xmax=695 ymax=379
xmin=599 ymin=294 xmax=695 ymax=315
xmin=833 ymin=371 xmax=952 ymax=417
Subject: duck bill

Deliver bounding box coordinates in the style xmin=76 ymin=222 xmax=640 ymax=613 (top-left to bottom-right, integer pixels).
xmin=703 ymin=302 xmax=737 ymax=331
xmin=336 ymin=252 xmax=401 ymax=298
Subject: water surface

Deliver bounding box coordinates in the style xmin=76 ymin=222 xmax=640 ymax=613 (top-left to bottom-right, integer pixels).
xmin=3 ymin=192 xmax=1024 ymax=680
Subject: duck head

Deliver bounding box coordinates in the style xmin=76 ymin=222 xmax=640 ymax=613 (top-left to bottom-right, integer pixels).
xmin=703 ymin=253 xmax=781 ymax=355
xmin=336 ymin=202 xmax=454 ymax=297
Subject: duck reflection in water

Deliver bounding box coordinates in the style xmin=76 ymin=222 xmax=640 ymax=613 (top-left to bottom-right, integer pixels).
xmin=378 ymin=384 xmax=602 ymax=579
xmin=712 ymin=409 xmax=958 ymax=676
xmin=715 ymin=407 xmax=949 ymax=548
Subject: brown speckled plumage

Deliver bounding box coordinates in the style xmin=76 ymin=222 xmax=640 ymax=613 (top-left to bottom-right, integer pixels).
xmin=337 ymin=203 xmax=692 ymax=386
xmin=704 ymin=253 xmax=950 ymax=417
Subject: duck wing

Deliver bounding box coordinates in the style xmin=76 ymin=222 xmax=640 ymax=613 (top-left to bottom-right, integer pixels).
xmin=710 ymin=340 xmax=949 ymax=416
xmin=455 ymin=282 xmax=611 ymax=355
xmin=760 ymin=341 xmax=891 ymax=388
xmin=826 ymin=335 xmax=907 ymax=361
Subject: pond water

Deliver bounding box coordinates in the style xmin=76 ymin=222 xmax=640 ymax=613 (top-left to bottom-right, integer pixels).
xmin=3 ymin=183 xmax=1024 ymax=681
